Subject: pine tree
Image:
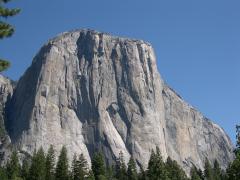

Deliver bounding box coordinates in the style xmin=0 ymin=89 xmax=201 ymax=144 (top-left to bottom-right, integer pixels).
xmin=28 ymin=147 xmax=46 ymax=180
xmin=45 ymin=145 xmax=55 ymax=180
xmin=92 ymin=152 xmax=106 ymax=180
xmin=165 ymin=156 xmax=187 ymax=180
xmin=190 ymin=166 xmax=202 ymax=180
xmin=147 ymin=147 xmax=169 ymax=180
xmin=115 ymin=151 xmax=127 ymax=180
xmin=127 ymin=156 xmax=138 ymax=180
xmin=0 ymin=166 xmax=7 ymax=180
xmin=235 ymin=125 xmax=240 ymax=156
xmin=6 ymin=150 xmax=21 ymax=180
xmin=106 ymin=165 xmax=115 ymax=180
xmin=71 ymin=153 xmax=78 ymax=180
xmin=138 ymin=166 xmax=147 ymax=180
xmin=0 ymin=0 xmax=20 ymax=72
xmin=55 ymin=146 xmax=69 ymax=180
xmin=86 ymin=170 xmax=95 ymax=180
xmin=21 ymin=158 xmax=30 ymax=180
xmin=226 ymin=125 xmax=240 ymax=180
xmin=213 ymin=160 xmax=222 ymax=180
xmin=71 ymin=153 xmax=89 ymax=180
xmin=204 ymin=158 xmax=214 ymax=180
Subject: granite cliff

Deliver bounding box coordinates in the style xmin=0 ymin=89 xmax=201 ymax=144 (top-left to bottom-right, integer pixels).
xmin=0 ymin=29 xmax=234 ymax=172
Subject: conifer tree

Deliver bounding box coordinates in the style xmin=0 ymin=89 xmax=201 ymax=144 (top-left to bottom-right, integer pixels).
xmin=0 ymin=0 xmax=20 ymax=71
xmin=204 ymin=158 xmax=214 ymax=180
xmin=92 ymin=152 xmax=106 ymax=180
xmin=71 ymin=153 xmax=89 ymax=180
xmin=71 ymin=153 xmax=78 ymax=180
xmin=190 ymin=166 xmax=202 ymax=180
xmin=28 ymin=147 xmax=46 ymax=180
xmin=127 ymin=156 xmax=138 ymax=180
xmin=235 ymin=125 xmax=240 ymax=156
xmin=165 ymin=156 xmax=187 ymax=180
xmin=21 ymin=158 xmax=30 ymax=180
xmin=106 ymin=166 xmax=115 ymax=180
xmin=226 ymin=125 xmax=240 ymax=180
xmin=87 ymin=170 xmax=95 ymax=180
xmin=115 ymin=151 xmax=127 ymax=180
xmin=55 ymin=146 xmax=69 ymax=180
xmin=213 ymin=160 xmax=222 ymax=180
xmin=45 ymin=145 xmax=55 ymax=180
xmin=6 ymin=150 xmax=21 ymax=180
xmin=147 ymin=147 xmax=169 ymax=180
xmin=138 ymin=166 xmax=147 ymax=180
xmin=0 ymin=166 xmax=7 ymax=180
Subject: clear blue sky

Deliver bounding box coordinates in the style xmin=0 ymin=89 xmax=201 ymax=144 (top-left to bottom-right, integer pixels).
xmin=1 ymin=0 xmax=239 ymax=143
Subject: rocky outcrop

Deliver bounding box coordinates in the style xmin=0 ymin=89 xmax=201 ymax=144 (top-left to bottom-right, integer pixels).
xmin=4 ymin=29 xmax=234 ymax=171
xmin=163 ymin=84 xmax=233 ymax=171
xmin=0 ymin=75 xmax=14 ymax=163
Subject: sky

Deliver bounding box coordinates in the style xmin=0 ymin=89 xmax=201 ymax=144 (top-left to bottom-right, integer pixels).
xmin=1 ymin=0 xmax=239 ymax=143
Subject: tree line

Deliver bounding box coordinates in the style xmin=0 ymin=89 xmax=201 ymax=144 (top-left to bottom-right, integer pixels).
xmin=0 ymin=126 xmax=239 ymax=180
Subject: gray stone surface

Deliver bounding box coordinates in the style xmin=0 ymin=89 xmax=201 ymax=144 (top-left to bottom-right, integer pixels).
xmin=163 ymin=84 xmax=234 ymax=172
xmin=0 ymin=75 xmax=14 ymax=163
xmin=3 ymin=29 xmax=234 ymax=171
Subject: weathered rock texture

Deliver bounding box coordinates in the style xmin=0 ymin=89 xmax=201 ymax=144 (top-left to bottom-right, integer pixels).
xmin=3 ymin=29 xmax=234 ymax=171
xmin=0 ymin=75 xmax=14 ymax=163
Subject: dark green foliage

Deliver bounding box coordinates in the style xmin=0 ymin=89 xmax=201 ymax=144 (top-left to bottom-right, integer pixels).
xmin=138 ymin=166 xmax=148 ymax=180
xmin=127 ymin=156 xmax=138 ymax=180
xmin=55 ymin=146 xmax=69 ymax=180
xmin=235 ymin=125 xmax=240 ymax=156
xmin=92 ymin=152 xmax=106 ymax=180
xmin=71 ymin=153 xmax=89 ymax=180
xmin=115 ymin=151 xmax=127 ymax=180
xmin=165 ymin=156 xmax=187 ymax=180
xmin=86 ymin=170 xmax=95 ymax=180
xmin=2 ymin=141 xmax=239 ymax=180
xmin=204 ymin=158 xmax=215 ymax=180
xmin=6 ymin=150 xmax=21 ymax=180
xmin=21 ymin=158 xmax=30 ymax=180
xmin=190 ymin=166 xmax=202 ymax=180
xmin=28 ymin=147 xmax=46 ymax=180
xmin=45 ymin=145 xmax=55 ymax=180
xmin=0 ymin=0 xmax=20 ymax=72
xmin=226 ymin=158 xmax=240 ymax=180
xmin=106 ymin=166 xmax=115 ymax=180
xmin=147 ymin=147 xmax=169 ymax=180
xmin=213 ymin=160 xmax=222 ymax=180
xmin=0 ymin=166 xmax=7 ymax=180
xmin=226 ymin=125 xmax=240 ymax=180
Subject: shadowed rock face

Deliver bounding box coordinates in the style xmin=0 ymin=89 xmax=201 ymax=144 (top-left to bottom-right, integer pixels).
xmin=3 ymin=29 xmax=234 ymax=171
xmin=0 ymin=75 xmax=14 ymax=163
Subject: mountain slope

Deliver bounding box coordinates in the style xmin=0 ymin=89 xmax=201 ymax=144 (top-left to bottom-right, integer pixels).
xmin=4 ymin=29 xmax=234 ymax=171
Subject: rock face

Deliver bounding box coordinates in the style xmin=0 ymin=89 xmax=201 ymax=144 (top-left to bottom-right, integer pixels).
xmin=162 ymin=85 xmax=233 ymax=170
xmin=4 ymin=29 xmax=234 ymax=171
xmin=0 ymin=75 xmax=14 ymax=163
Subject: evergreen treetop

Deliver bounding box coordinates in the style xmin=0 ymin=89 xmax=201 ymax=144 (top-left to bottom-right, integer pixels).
xmin=127 ymin=156 xmax=138 ymax=180
xmin=55 ymin=146 xmax=69 ymax=180
xmin=6 ymin=150 xmax=21 ymax=180
xmin=0 ymin=0 xmax=20 ymax=72
xmin=45 ymin=145 xmax=55 ymax=180
xmin=28 ymin=147 xmax=46 ymax=180
xmin=92 ymin=152 xmax=106 ymax=180
xmin=147 ymin=147 xmax=169 ymax=180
